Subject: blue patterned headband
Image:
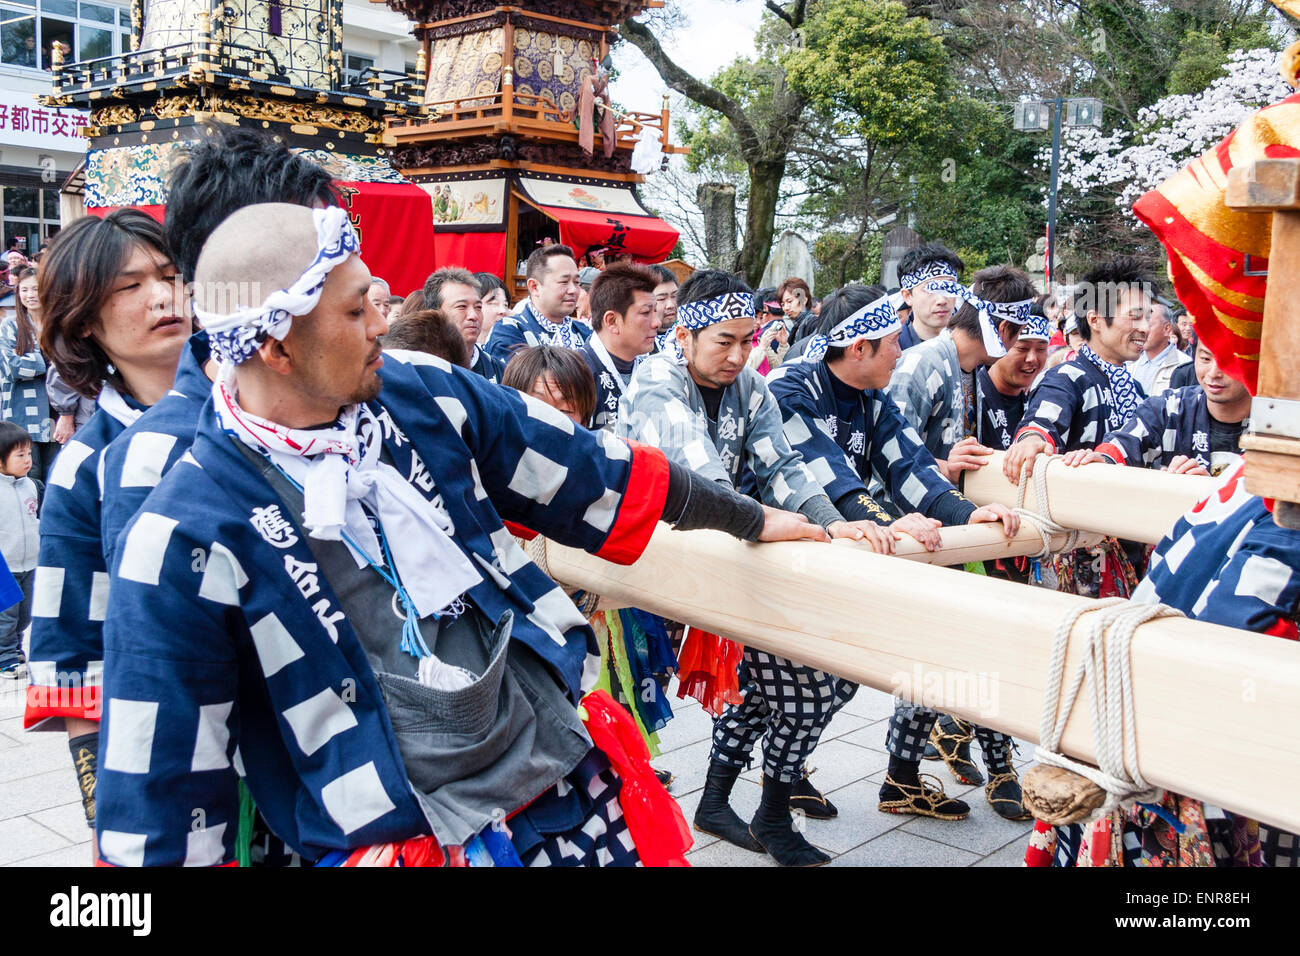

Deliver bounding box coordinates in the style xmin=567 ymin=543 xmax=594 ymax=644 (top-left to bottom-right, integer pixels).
xmin=805 ymin=291 xmax=903 ymax=362
xmin=899 ymin=260 xmax=959 ymax=290
xmin=676 ymin=291 xmax=756 ymax=330
xmin=1017 ymin=311 xmax=1052 ymax=341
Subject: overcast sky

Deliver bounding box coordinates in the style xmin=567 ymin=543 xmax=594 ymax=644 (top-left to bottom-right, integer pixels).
xmin=610 ymin=1 xmax=766 ymax=112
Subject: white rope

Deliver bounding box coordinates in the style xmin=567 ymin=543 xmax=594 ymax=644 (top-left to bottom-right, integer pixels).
xmin=1034 ymin=597 xmax=1185 ymax=822
xmin=1013 ymin=453 xmax=1080 ymax=558
xmin=520 ymin=534 xmax=601 ymax=616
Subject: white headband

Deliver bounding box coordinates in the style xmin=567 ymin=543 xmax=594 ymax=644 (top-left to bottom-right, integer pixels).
xmin=194 ymin=206 xmax=361 ymax=365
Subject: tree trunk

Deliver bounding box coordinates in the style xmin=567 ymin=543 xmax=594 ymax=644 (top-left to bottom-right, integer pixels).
xmin=696 ymin=181 xmax=738 ymax=271
xmin=739 ymin=159 xmax=784 ymax=287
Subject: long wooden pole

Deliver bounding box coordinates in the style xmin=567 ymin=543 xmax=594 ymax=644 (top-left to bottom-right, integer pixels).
xmin=546 ymin=525 xmax=1300 ymax=832
xmin=960 ymin=452 xmax=1216 ymax=544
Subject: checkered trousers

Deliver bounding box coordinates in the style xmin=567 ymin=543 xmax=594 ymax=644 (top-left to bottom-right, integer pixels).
xmin=711 ymin=648 xmax=856 ymax=782
xmin=886 ymin=701 xmax=1011 ymax=763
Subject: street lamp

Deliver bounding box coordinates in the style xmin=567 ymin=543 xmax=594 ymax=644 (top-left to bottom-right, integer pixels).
xmin=1015 ymin=96 xmax=1103 ymax=293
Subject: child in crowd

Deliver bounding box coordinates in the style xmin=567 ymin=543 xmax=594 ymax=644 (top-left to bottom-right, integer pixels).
xmin=0 ymin=420 xmax=40 ymax=679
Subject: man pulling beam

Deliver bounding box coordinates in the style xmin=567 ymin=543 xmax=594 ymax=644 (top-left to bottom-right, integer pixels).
xmin=94 ymin=204 xmax=827 ymax=867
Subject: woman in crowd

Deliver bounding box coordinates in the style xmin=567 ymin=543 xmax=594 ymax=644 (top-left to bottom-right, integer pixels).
xmin=23 ymin=211 xmax=187 ymax=852
xmin=0 ymin=266 xmax=57 ymax=482
xmin=476 ymin=271 xmax=512 ymax=340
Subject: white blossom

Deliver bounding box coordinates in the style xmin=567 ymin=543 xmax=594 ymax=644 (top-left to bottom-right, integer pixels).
xmin=1041 ymin=48 xmax=1293 ymax=218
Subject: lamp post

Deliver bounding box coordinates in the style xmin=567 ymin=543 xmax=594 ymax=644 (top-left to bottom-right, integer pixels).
xmin=1015 ymin=96 xmax=1102 ymax=295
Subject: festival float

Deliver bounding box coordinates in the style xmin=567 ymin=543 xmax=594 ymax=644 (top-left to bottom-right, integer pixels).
xmin=379 ymin=0 xmax=683 ymax=295
xmin=42 ymin=0 xmax=435 ymax=293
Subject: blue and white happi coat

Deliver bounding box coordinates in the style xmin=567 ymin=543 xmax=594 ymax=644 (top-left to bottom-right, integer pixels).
xmin=24 ymin=394 xmax=145 ymax=729
xmin=96 ymin=351 xmax=668 ymax=866
xmin=766 ymin=359 xmax=958 ymax=523
xmin=1133 ymin=462 xmax=1300 ymax=640
xmin=616 ymin=351 xmax=822 ymax=509
xmin=483 ymin=301 xmax=592 ymax=366
xmin=1016 ymin=352 xmax=1147 ymax=453
xmin=469 ymin=345 xmax=505 ymax=385
xmin=1094 ymin=385 xmax=1241 ymax=472
xmin=887 ymin=329 xmax=969 ymax=460
xmin=100 ymin=333 xmax=213 ymax=571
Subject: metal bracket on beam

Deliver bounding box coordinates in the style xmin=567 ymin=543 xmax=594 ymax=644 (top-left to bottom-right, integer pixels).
xmin=1251 ymin=396 xmax=1300 ymax=440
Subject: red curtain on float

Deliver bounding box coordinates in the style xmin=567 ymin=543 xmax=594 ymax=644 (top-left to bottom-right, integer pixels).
xmin=342 ymin=181 xmax=434 ymax=297
xmin=433 ymin=231 xmax=507 ymax=276
xmin=87 ymin=182 xmax=435 ymax=296
xmin=538 ymin=205 xmax=679 ymax=263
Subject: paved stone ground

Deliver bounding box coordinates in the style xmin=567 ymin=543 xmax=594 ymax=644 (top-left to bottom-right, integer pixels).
xmin=0 ymin=644 xmax=1034 ymax=867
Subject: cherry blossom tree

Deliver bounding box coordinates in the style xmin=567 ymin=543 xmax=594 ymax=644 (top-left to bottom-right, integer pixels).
xmin=1048 ymin=48 xmax=1293 ymax=219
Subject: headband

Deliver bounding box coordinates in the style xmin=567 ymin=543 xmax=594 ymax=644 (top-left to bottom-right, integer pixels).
xmin=920 ymin=279 xmax=1035 ymax=360
xmin=676 ymin=291 xmax=755 ymax=330
xmin=1017 ymin=311 xmax=1053 ymax=341
xmin=898 ymin=260 xmax=959 ymax=290
xmin=805 ymin=291 xmax=903 ymax=363
xmin=194 ymin=206 xmax=361 ymax=365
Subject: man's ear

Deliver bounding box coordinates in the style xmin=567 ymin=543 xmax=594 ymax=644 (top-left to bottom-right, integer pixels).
xmin=1086 ymin=309 xmax=1102 ymax=334
xmin=900 ymin=287 xmax=914 ymax=307
xmin=257 ymin=335 xmax=293 ymax=376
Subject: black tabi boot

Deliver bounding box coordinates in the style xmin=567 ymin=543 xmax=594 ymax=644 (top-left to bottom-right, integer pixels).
xmin=749 ymin=774 xmax=831 ymax=867
xmin=789 ymin=765 xmax=838 ymax=819
xmin=693 ymin=759 xmax=763 ymax=851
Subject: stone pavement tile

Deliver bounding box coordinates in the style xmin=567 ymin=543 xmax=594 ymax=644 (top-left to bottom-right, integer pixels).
xmin=838 ymin=719 xmax=891 ymax=753
xmin=0 ymin=735 xmax=78 ymax=783
xmin=0 ymin=768 xmax=82 ymax=821
xmin=829 ymin=829 xmax=980 ymax=867
xmin=901 ymin=804 xmax=1035 ymax=856
xmin=673 ymin=777 xmax=762 ymax=854
xmin=0 ymin=731 xmax=19 ymax=751
xmin=7 ymin=841 xmax=93 ymax=867
xmin=686 ymin=833 xmax=777 ymax=868
xmin=975 ymin=834 xmax=1032 ymax=867
xmin=652 ymin=737 xmax=716 ymax=798
xmin=654 ymin=700 xmax=714 ymax=755
xmin=0 ymin=715 xmax=25 ymax=738
xmin=30 ymin=801 xmax=93 ymax=843
xmin=797 ymin=779 xmax=909 ymax=855
xmin=740 ymin=738 xmax=886 ymax=792
xmin=0 ymin=817 xmax=71 ymax=865
xmin=841 ymin=688 xmax=897 ymax=721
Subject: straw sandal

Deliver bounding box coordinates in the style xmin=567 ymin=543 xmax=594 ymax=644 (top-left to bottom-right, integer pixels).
xmin=985 ymin=770 xmax=1032 ymax=821
xmin=929 ymin=716 xmax=984 ymax=785
xmin=878 ymin=773 xmax=970 ymax=821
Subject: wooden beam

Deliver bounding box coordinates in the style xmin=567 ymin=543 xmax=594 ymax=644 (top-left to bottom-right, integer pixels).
xmin=592 ymin=523 xmax=1101 ymax=611
xmin=505 ymin=186 xmax=519 ymax=287
xmin=544 ymin=525 xmax=1300 ymax=832
xmin=960 ymin=452 xmax=1214 ymax=544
